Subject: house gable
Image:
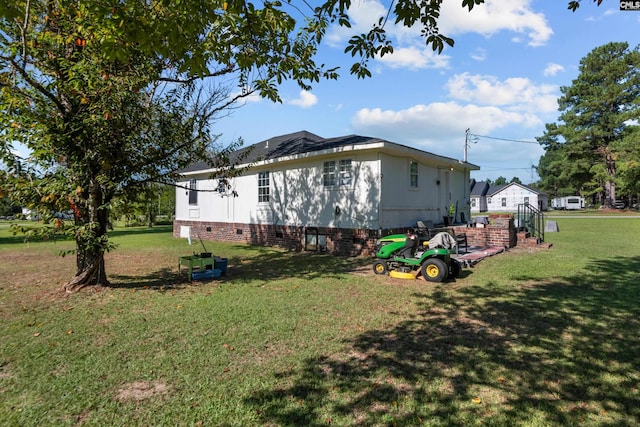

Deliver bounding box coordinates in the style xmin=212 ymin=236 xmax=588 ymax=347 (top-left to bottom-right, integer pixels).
xmin=487 ymin=182 xmax=541 ymax=197
xmin=485 ymin=182 xmax=547 ymax=212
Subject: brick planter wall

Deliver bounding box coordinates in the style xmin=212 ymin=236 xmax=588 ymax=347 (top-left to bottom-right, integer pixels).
xmin=450 ymin=213 xmax=517 ymax=249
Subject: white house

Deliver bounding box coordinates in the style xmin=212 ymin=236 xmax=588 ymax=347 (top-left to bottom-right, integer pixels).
xmin=483 ymin=182 xmax=548 ymax=212
xmin=173 ymin=131 xmax=479 ymax=254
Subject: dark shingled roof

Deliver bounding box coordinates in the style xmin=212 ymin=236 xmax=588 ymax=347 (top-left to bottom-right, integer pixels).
xmin=181 ymin=130 xmax=388 ymax=173
xmin=470 ymin=180 xmax=490 ymax=197
xmin=181 ymin=130 xmax=479 ymax=174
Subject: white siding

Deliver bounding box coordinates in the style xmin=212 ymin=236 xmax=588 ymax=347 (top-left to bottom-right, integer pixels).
xmin=176 ymin=144 xmax=475 ymax=230
xmin=485 ymin=183 xmax=547 ymax=212
xmin=378 ymin=153 xmax=470 ymax=227
xmin=176 ymin=152 xmax=383 ymax=229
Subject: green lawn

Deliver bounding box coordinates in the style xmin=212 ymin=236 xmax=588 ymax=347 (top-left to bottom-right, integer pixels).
xmin=1 ymin=217 xmax=640 ymax=426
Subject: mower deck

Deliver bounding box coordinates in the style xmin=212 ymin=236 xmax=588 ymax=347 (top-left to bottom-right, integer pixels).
xmin=389 ymin=270 xmax=417 ymax=280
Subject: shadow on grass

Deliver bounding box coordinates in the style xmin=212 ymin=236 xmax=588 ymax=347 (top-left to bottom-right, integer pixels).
xmin=107 ymin=248 xmax=374 ymax=290
xmin=0 ymin=233 xmax=71 ymax=246
xmin=107 ymin=225 xmax=173 ymax=239
xmin=244 ymin=255 xmax=640 ymax=425
xmin=108 ymin=267 xmax=190 ymax=290
xmin=228 ymin=250 xmax=374 ymax=282
xmin=0 ymin=224 xmax=173 ymax=246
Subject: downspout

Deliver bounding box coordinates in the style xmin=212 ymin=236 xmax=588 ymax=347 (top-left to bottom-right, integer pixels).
xmin=377 ymin=152 xmax=382 ymax=234
xmin=462 ymin=164 xmax=468 ymax=221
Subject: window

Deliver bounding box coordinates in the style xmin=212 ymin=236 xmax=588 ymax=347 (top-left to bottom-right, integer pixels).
xmin=339 ymin=159 xmax=352 ymax=186
xmin=258 ymin=171 xmax=270 ymax=203
xmin=471 ymin=198 xmax=477 ymax=208
xmin=323 ymin=161 xmax=336 ymax=187
xmin=305 ymin=227 xmax=327 ymax=251
xmin=487 ymin=197 xmax=492 ymax=204
xmin=188 ymin=179 xmax=197 ymax=205
xmin=409 ymin=161 xmax=418 ymax=187
xmin=324 ymin=159 xmax=353 ymax=188
xmin=524 ymin=196 xmax=530 ymax=205
xmin=501 ymin=197 xmax=507 ymax=207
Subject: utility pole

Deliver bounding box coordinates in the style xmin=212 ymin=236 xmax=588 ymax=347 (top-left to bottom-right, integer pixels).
xmin=464 ymin=129 xmax=469 ymax=162
xmin=464 ymin=128 xmax=477 ymax=162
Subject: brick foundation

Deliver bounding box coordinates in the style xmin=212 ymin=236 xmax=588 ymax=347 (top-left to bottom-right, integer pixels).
xmin=174 ymin=213 xmax=519 ymax=256
xmin=173 ymin=220 xmax=379 ymax=256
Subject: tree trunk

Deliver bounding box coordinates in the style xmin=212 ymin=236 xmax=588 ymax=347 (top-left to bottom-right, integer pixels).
xmin=148 ymin=203 xmax=154 ymax=228
xmin=64 ymin=251 xmax=109 ymax=292
xmin=64 ymin=180 xmax=112 ymax=292
xmin=602 ymin=148 xmax=617 ymax=206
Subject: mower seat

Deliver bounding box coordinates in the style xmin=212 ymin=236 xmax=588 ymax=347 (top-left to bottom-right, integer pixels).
xmin=416 ymin=221 xmax=428 ymax=238
xmin=398 ymin=236 xmax=418 ymax=258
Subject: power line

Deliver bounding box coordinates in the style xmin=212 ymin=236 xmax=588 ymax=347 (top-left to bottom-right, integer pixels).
xmin=479 ymin=167 xmax=533 ymax=171
xmin=470 ymin=133 xmax=539 ymax=145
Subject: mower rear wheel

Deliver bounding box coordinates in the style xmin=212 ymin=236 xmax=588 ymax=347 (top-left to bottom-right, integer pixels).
xmin=372 ymin=260 xmax=389 ymax=275
xmin=449 ymin=259 xmax=461 ymax=278
xmin=421 ymin=258 xmax=448 ymax=282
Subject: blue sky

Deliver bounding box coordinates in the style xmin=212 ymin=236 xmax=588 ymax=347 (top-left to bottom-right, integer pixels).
xmin=215 ymin=0 xmax=640 ymax=184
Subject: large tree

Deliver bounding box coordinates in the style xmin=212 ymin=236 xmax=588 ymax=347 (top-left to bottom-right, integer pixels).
xmin=536 ymin=123 xmax=594 ymax=198
xmin=537 ymin=42 xmax=640 ymax=205
xmin=1 ymin=0 xmax=610 ymax=291
xmin=0 ymin=0 xmax=301 ymax=290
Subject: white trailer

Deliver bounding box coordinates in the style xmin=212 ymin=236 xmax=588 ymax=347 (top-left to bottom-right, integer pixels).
xmin=551 ymin=196 xmax=585 ymax=210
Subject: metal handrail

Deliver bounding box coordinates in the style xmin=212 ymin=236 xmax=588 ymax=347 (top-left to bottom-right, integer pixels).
xmin=516 ymin=203 xmax=545 ymax=243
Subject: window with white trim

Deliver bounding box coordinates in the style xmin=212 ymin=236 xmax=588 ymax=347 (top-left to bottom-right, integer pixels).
xmin=323 ymin=161 xmax=336 ymax=187
xmin=258 ymin=171 xmax=270 ymax=203
xmin=324 ymin=159 xmax=353 ymax=188
xmin=501 ymin=197 xmax=507 ymax=207
xmin=188 ymin=179 xmax=197 ymax=205
xmin=409 ymin=161 xmax=418 ymax=187
xmin=339 ymin=159 xmax=352 ymax=186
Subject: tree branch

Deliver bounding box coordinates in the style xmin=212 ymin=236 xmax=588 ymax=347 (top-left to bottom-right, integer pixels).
xmin=20 ymin=0 xmax=32 ymax=69
xmin=6 ymin=56 xmax=67 ymax=115
xmin=157 ymin=64 xmax=236 ymax=83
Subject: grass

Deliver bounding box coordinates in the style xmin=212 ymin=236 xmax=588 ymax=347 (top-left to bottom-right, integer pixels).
xmin=1 ymin=216 xmax=640 ymax=426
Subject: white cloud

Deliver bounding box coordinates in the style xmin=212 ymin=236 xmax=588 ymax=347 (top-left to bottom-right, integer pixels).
xmin=586 ymin=8 xmax=618 ymax=21
xmin=445 ymin=73 xmax=558 ymax=115
xmin=289 ymin=90 xmax=318 ymax=108
xmin=230 ymin=90 xmax=262 ymax=104
xmin=326 ymin=0 xmax=553 ymax=47
xmin=352 ymin=102 xmax=530 ymax=143
xmin=543 ymin=63 xmax=565 ymax=77
xmin=437 ymin=0 xmax=553 ymax=47
xmin=470 ymin=48 xmax=487 ymax=61
xmin=325 ymin=0 xmax=553 ymax=75
xmin=350 ymin=102 xmax=545 ymax=172
xmin=325 ymin=0 xmax=389 ymax=47
xmin=377 ymin=46 xmax=451 ymax=70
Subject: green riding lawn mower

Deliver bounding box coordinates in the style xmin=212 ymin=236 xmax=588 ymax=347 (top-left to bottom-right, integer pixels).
xmin=372 ymin=231 xmax=462 ymax=282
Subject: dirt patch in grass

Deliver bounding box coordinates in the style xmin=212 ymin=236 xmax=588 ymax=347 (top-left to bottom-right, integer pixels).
xmin=115 ymin=381 xmax=171 ymax=403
